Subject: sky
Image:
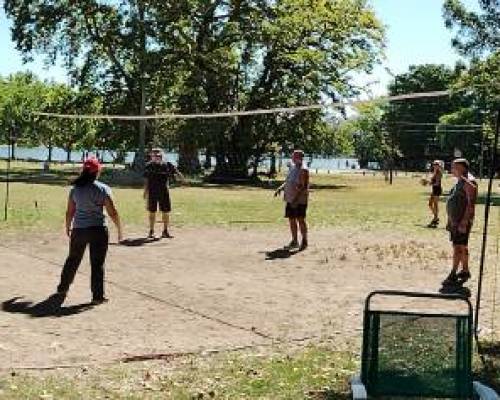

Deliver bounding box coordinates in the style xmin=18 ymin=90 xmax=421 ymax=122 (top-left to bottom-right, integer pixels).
xmin=0 ymin=0 xmax=479 ymax=96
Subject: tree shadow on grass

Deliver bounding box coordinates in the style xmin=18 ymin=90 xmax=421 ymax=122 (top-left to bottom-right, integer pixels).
xmin=306 ymin=389 xmax=350 ymax=400
xmin=477 ymin=340 xmax=500 ymax=392
xmin=0 ymin=168 xmax=75 ymax=186
xmin=2 ymin=295 xmax=93 ymax=318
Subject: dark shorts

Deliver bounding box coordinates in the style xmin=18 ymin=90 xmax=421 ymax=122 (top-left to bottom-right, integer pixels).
xmin=148 ymin=190 xmax=171 ymax=213
xmin=450 ymin=228 xmax=471 ymax=246
xmin=432 ymin=185 xmax=442 ymax=197
xmin=285 ymin=203 xmax=307 ymax=219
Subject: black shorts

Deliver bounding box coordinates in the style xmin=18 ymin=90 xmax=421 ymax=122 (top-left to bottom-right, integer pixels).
xmin=432 ymin=185 xmax=442 ymax=197
xmin=450 ymin=228 xmax=471 ymax=246
xmin=285 ymin=203 xmax=307 ymax=219
xmin=148 ymin=190 xmax=171 ymax=213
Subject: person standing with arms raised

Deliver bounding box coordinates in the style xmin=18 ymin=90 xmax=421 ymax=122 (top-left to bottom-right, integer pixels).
xmin=57 ymin=157 xmax=122 ymax=304
xmin=275 ymin=150 xmax=310 ymax=251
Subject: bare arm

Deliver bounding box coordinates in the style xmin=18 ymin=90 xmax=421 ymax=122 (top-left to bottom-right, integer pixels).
xmin=104 ymin=196 xmax=123 ymax=242
xmin=143 ymin=180 xmax=149 ymax=199
xmin=459 ymin=180 xmax=477 ymax=231
xmin=174 ymin=168 xmax=186 ymax=184
xmin=274 ymin=182 xmax=286 ymax=197
xmin=65 ymin=197 xmax=76 ymax=237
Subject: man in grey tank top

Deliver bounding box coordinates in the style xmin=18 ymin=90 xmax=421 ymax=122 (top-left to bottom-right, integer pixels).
xmin=275 ymin=150 xmax=310 ymax=250
xmin=442 ymin=158 xmax=477 ymax=286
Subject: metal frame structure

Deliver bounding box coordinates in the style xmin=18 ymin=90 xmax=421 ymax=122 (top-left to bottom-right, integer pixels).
xmin=351 ymin=290 xmax=498 ymax=400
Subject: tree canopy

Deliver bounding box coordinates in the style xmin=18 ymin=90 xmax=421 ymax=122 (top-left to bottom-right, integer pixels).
xmin=4 ymin=0 xmax=385 ymax=177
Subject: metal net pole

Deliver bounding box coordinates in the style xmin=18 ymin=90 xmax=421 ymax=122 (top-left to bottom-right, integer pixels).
xmin=475 ymin=110 xmax=500 ymax=337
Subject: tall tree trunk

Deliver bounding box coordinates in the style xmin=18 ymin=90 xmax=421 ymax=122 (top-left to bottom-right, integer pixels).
xmin=269 ymin=153 xmax=277 ymax=176
xmin=66 ymin=145 xmax=72 ymax=163
xmin=204 ymin=149 xmax=212 ymax=170
xmin=136 ymin=83 xmax=146 ymax=169
xmin=178 ymin=141 xmax=200 ymax=174
xmin=133 ymin=1 xmax=147 ymax=171
xmin=252 ymin=155 xmax=260 ymax=178
xmin=10 ymin=142 xmax=16 ymax=160
xmin=48 ymin=143 xmax=53 ymax=163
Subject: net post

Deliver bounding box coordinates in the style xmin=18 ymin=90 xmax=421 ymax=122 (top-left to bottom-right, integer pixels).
xmin=475 ymin=109 xmax=500 ymax=338
xmin=4 ymin=134 xmax=12 ymax=221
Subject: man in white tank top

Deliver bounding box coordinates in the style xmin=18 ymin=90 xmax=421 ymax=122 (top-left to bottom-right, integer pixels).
xmin=275 ymin=150 xmax=310 ymax=250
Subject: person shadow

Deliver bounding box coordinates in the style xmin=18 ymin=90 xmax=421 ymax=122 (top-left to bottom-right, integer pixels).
xmin=2 ymin=295 xmax=93 ymax=318
xmin=263 ymin=247 xmax=301 ymax=260
xmin=113 ymin=237 xmax=161 ymax=247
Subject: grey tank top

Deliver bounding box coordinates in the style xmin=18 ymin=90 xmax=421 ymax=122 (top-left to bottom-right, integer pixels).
xmin=284 ymin=165 xmax=309 ymax=204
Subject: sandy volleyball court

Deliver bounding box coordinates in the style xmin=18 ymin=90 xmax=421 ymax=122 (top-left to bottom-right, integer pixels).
xmin=0 ymin=226 xmax=497 ymax=370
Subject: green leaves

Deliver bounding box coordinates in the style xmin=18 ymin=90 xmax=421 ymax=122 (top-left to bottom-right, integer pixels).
xmin=443 ymin=0 xmax=500 ymax=57
xmin=3 ymin=0 xmax=385 ymax=174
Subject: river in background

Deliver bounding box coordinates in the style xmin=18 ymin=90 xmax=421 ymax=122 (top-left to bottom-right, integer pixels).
xmin=0 ymin=145 xmax=365 ymax=171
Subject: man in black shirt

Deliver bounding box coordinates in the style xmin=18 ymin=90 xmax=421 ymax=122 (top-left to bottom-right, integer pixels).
xmin=144 ymin=148 xmax=183 ymax=238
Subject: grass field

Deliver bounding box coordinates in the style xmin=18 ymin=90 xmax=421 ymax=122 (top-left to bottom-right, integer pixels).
xmin=0 ymin=161 xmax=498 ymax=399
xmin=0 ymin=160 xmax=468 ymax=233
xmin=0 ymin=346 xmax=356 ymax=400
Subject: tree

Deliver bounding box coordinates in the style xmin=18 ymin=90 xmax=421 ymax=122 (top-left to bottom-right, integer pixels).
xmin=0 ymin=73 xmax=48 ymax=158
xmin=338 ymin=103 xmax=390 ymax=169
xmin=442 ymin=1 xmax=499 ymax=170
xmin=171 ymin=0 xmax=385 ymax=179
xmin=384 ymin=64 xmax=468 ymax=169
xmin=443 ymin=0 xmax=499 ymax=57
xmin=5 ymin=0 xmax=384 ymax=178
xmin=4 ymin=0 xmax=185 ymax=168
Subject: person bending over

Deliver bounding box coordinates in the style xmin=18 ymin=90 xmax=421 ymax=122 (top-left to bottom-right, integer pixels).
xmin=144 ymin=148 xmax=184 ymax=239
xmin=443 ymin=158 xmax=477 ymax=285
xmin=57 ymin=157 xmax=122 ymax=304
xmin=275 ymin=150 xmax=310 ymax=251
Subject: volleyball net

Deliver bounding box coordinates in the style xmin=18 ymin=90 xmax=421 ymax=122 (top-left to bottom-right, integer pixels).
xmin=0 ymin=89 xmax=496 ymax=181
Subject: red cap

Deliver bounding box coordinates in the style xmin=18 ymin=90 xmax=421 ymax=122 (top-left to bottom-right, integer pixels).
xmin=83 ymin=157 xmax=102 ymax=174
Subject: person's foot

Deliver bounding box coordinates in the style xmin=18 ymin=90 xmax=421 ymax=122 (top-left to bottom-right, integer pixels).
xmin=148 ymin=230 xmax=155 ymax=239
xmin=299 ymin=239 xmax=308 ymax=251
xmin=427 ymin=218 xmax=439 ymax=228
xmin=162 ymin=230 xmax=173 ymax=239
xmin=442 ymin=272 xmax=458 ymax=286
xmin=285 ymin=240 xmax=299 ymax=250
xmin=457 ymin=270 xmax=471 ymax=283
xmin=91 ymin=297 xmax=109 ymax=306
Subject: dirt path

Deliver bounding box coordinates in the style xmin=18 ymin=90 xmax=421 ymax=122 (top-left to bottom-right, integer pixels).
xmin=0 ymin=226 xmax=497 ymax=369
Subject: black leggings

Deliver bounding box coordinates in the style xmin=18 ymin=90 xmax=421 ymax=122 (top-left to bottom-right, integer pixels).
xmin=57 ymin=227 xmax=109 ymax=299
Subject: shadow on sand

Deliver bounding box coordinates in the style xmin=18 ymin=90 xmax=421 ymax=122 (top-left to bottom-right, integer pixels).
xmin=114 ymin=237 xmax=161 ymax=247
xmin=263 ymin=247 xmax=301 ymax=260
xmin=2 ymin=295 xmax=93 ymax=318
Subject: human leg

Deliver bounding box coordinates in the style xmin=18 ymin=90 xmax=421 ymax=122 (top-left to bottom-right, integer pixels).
xmin=57 ymin=230 xmax=88 ymax=294
xmin=89 ymin=227 xmax=109 ymax=301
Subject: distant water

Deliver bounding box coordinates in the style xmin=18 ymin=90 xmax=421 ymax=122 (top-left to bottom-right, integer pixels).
xmin=0 ymin=145 xmax=361 ymax=171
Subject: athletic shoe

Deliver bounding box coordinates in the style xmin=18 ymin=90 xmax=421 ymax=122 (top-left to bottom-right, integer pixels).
xmin=457 ymin=270 xmax=471 ymax=283
xmin=299 ymin=239 xmax=308 ymax=251
xmin=442 ymin=272 xmax=458 ymax=286
xmin=427 ymin=218 xmax=439 ymax=228
xmin=162 ymin=230 xmax=173 ymax=239
xmin=285 ymin=240 xmax=299 ymax=250
xmin=91 ymin=298 xmax=109 ymax=306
